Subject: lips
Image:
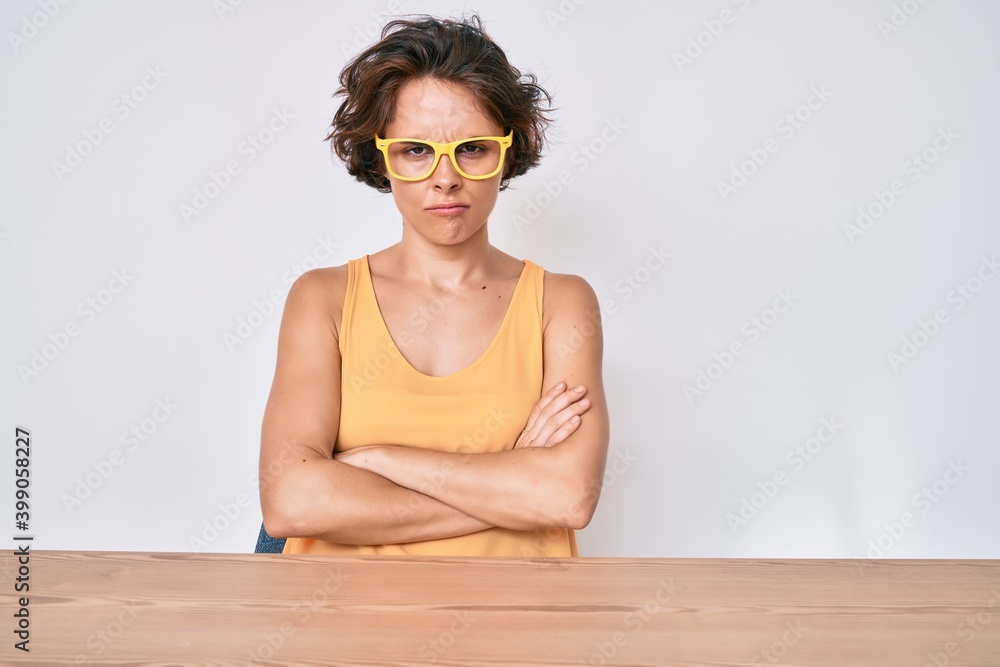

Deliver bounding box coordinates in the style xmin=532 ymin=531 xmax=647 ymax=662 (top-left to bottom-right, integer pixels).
xmin=426 ymin=203 xmax=469 ymax=216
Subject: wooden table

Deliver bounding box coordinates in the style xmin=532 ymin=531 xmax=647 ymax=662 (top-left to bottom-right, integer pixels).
xmin=3 ymin=552 xmax=998 ymax=665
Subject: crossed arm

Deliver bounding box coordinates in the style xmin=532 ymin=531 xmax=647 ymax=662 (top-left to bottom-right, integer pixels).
xmin=259 ymin=267 xmax=609 ymax=544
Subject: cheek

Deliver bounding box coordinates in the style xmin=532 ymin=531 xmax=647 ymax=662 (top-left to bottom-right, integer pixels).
xmin=390 ymin=184 xmax=421 ymax=210
xmin=473 ymin=183 xmax=501 ymax=209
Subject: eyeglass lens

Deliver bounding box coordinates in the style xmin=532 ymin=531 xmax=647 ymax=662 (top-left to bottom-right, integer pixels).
xmin=386 ymin=139 xmax=502 ymax=178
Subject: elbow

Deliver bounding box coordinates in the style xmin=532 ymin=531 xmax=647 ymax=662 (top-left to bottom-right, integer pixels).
xmin=260 ymin=504 xmax=293 ymax=540
xmin=547 ymin=504 xmax=592 ymax=531
xmin=550 ymin=478 xmax=600 ymax=531
xmin=261 ymin=510 xmax=293 ymax=540
xmin=566 ymin=498 xmax=597 ymax=530
xmin=260 ymin=483 xmax=305 ymax=539
xmin=570 ymin=506 xmax=596 ymax=530
xmin=542 ymin=445 xmax=606 ymax=531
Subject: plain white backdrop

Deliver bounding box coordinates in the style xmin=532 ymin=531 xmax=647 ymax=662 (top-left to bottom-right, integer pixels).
xmin=1 ymin=0 xmax=998 ymax=557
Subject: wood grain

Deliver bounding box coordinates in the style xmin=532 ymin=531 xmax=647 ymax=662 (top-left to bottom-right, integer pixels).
xmin=1 ymin=552 xmax=998 ymax=665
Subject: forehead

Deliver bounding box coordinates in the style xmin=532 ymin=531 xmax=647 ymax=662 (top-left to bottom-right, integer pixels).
xmin=385 ymin=77 xmax=502 ymax=140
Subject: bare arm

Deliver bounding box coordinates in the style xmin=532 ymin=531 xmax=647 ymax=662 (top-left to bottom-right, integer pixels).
xmin=336 ymin=273 xmax=611 ymax=531
xmin=259 ymin=268 xmax=493 ymax=544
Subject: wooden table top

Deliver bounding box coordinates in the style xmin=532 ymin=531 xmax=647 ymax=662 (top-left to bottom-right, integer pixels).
xmin=3 ymin=551 xmax=998 ymax=665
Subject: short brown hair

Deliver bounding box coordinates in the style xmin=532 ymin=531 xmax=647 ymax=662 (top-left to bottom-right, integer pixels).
xmin=326 ymin=14 xmax=555 ymax=193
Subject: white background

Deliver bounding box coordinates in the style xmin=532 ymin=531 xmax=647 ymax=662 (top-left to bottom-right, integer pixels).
xmin=2 ymin=0 xmax=998 ymax=558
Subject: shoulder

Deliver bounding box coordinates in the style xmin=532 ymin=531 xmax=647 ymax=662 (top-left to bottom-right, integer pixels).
xmin=285 ymin=262 xmax=351 ymax=339
xmin=541 ymin=269 xmax=601 ymax=333
xmin=542 ymin=269 xmax=599 ymax=308
xmin=287 ymin=262 xmax=349 ymax=305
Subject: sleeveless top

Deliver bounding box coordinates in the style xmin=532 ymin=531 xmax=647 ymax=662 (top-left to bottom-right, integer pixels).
xmin=281 ymin=255 xmax=578 ymax=557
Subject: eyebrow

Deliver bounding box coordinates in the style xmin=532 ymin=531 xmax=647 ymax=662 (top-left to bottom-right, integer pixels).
xmin=384 ymin=132 xmax=502 ymax=141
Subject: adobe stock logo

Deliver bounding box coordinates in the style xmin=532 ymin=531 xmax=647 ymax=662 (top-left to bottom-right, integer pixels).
xmin=18 ymin=269 xmax=135 ymax=385
xmin=842 ymin=126 xmax=958 ymax=245
xmin=545 ymin=0 xmax=588 ymax=30
xmin=877 ymin=0 xmax=933 ymax=40
xmin=512 ymin=117 xmax=627 ymax=234
xmin=683 ymin=288 xmax=798 ymax=403
xmin=717 ymin=85 xmax=833 ymax=202
xmin=61 ymin=398 xmax=179 ymax=514
xmin=213 ymin=0 xmax=245 ymax=20
xmin=750 ymin=619 xmax=808 ymax=667
xmin=578 ymin=578 xmax=679 ymax=665
xmin=886 ymin=254 xmax=997 ymax=372
xmin=726 ymin=417 xmax=843 ymax=534
xmin=672 ymin=0 xmax=754 ymax=74
xmin=51 ymin=66 xmax=169 ymax=182
xmin=856 ymin=459 xmax=970 ymax=576
xmin=8 ymin=0 xmax=73 ymax=53
xmin=337 ymin=0 xmax=404 ymax=60
xmin=180 ymin=107 xmax=295 ymax=224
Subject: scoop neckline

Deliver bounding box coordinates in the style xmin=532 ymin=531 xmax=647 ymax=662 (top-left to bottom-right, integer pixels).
xmin=362 ymin=255 xmax=530 ymax=381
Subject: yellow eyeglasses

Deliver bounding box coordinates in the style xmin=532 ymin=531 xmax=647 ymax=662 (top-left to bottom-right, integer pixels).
xmin=375 ymin=130 xmax=514 ymax=181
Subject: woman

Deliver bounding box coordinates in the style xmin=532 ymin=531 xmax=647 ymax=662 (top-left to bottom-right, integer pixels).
xmin=259 ymin=14 xmax=610 ymax=557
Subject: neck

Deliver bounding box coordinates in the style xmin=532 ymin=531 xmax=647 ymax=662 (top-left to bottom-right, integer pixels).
xmin=392 ymin=219 xmax=496 ymax=288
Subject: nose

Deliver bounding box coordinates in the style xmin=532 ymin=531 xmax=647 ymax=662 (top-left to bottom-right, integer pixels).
xmin=430 ymin=153 xmax=462 ymax=190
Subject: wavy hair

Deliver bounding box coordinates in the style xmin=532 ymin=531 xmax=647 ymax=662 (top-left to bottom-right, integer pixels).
xmin=327 ymin=13 xmax=555 ymax=192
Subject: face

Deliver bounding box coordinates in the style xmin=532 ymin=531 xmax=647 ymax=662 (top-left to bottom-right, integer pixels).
xmin=380 ymin=77 xmax=508 ymax=248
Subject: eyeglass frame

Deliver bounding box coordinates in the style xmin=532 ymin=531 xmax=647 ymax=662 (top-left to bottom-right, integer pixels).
xmin=374 ymin=130 xmax=514 ymax=182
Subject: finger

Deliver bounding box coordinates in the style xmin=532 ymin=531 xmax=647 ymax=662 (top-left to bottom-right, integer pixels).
xmin=527 ymin=384 xmax=588 ymax=438
xmin=521 ymin=381 xmax=568 ymax=434
xmin=530 ymin=397 xmax=590 ymax=447
xmin=532 ymin=410 xmax=584 ymax=448
xmin=517 ymin=382 xmax=588 ymax=448
xmin=545 ymin=413 xmax=583 ymax=447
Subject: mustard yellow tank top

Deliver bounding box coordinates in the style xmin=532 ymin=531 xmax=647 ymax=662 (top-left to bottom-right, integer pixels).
xmin=282 ymin=255 xmax=578 ymax=557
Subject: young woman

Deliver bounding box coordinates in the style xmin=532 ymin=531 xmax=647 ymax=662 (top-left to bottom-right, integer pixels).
xmin=259 ymin=14 xmax=609 ymax=557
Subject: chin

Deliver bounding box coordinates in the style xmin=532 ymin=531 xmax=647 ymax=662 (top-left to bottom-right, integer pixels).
xmin=427 ymin=216 xmax=484 ymax=243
